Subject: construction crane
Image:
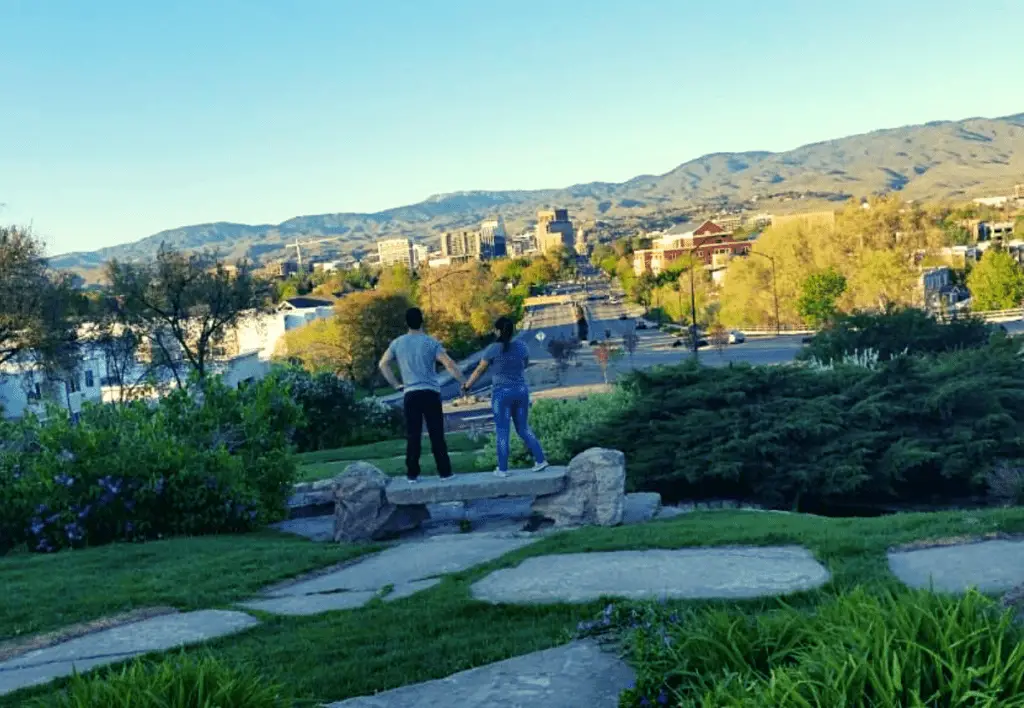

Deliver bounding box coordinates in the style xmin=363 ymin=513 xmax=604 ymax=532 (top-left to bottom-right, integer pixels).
xmin=289 ymin=236 xmax=345 ymax=272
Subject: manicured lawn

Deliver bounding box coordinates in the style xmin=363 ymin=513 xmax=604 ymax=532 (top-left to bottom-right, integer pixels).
xmin=295 ymin=434 xmax=490 ymax=481
xmin=295 ymin=433 xmax=484 ymax=465
xmin=298 ymin=450 xmax=489 ymax=482
xmin=0 ymin=532 xmax=378 ymax=644
xmin=10 ymin=507 xmax=1024 ymax=706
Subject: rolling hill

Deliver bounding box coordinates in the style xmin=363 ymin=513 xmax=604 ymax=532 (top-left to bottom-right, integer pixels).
xmin=50 ymin=112 xmax=1024 ymax=272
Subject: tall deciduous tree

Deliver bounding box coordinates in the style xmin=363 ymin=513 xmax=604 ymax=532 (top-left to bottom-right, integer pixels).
xmin=966 ymin=248 xmax=1024 ymax=312
xmin=797 ymin=268 xmax=847 ymax=327
xmin=106 ymin=245 xmax=270 ymax=385
xmin=0 ymin=226 xmax=78 ymax=373
xmin=282 ymin=291 xmax=412 ymax=391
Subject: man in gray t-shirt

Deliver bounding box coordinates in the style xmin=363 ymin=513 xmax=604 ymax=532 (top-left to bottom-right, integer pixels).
xmin=378 ymin=308 xmax=466 ymax=481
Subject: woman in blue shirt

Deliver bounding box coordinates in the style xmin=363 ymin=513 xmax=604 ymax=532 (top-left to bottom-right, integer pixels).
xmin=463 ymin=316 xmax=548 ymax=477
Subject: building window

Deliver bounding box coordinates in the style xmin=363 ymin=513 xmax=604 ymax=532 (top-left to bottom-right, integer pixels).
xmin=68 ymin=376 xmax=81 ymax=394
xmin=84 ymin=370 xmax=95 ymax=388
xmin=28 ymin=382 xmax=42 ymax=401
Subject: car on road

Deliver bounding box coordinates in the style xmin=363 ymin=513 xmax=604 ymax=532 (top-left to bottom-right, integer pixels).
xmin=728 ymin=330 xmax=746 ymax=344
xmin=619 ymin=313 xmax=629 ymax=320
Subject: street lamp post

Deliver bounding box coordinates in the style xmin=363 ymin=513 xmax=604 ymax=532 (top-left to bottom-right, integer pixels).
xmin=748 ymin=251 xmax=780 ymax=337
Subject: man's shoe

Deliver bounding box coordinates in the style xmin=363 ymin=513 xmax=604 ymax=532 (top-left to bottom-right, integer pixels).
xmin=531 ymin=462 xmax=550 ymax=473
xmin=406 ymin=477 xmax=419 ymax=484
xmin=493 ymin=469 xmax=510 ymax=478
xmin=439 ymin=474 xmax=454 ymax=482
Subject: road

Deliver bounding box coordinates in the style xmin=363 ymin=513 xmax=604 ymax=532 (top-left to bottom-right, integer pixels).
xmin=442 ymin=271 xmax=805 ymax=409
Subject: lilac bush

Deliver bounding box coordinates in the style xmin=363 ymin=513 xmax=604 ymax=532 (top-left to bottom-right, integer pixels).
xmin=0 ymin=376 xmax=300 ymax=554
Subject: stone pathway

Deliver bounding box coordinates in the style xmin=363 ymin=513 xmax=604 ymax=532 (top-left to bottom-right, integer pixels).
xmin=471 ymin=546 xmax=831 ymax=604
xmin=241 ymin=535 xmax=536 ymax=616
xmin=10 ymin=517 xmax=1021 ymax=702
xmin=887 ymin=538 xmax=1024 ymax=593
xmin=326 ymin=640 xmax=634 ymax=708
xmin=0 ymin=610 xmax=258 ymax=696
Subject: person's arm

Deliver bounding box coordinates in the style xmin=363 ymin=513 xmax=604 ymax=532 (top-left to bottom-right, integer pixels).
xmin=378 ymin=346 xmax=403 ymax=391
xmin=436 ymin=348 xmax=466 ymax=386
xmin=464 ymin=360 xmax=489 ymax=391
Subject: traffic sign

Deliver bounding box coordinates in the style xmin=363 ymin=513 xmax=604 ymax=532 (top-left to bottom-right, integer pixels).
xmin=535 ymin=331 xmax=546 ymax=342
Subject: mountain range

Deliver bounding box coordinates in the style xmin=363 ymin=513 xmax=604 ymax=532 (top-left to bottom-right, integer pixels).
xmin=50 ymin=112 xmax=1024 ymax=273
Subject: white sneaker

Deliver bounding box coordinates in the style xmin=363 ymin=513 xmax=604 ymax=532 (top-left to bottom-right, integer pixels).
xmin=531 ymin=462 xmax=550 ymax=473
xmin=493 ymin=469 xmax=510 ymax=478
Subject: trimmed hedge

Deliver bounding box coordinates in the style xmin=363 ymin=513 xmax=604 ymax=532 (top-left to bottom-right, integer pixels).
xmin=574 ymin=340 xmax=1024 ymax=509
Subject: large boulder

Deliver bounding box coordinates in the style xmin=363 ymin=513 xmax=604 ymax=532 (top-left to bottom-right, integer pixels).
xmin=532 ymin=448 xmax=626 ymax=527
xmin=332 ymin=462 xmax=429 ymax=542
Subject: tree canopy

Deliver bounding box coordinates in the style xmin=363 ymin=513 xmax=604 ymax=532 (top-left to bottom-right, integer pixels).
xmin=966 ymin=248 xmax=1024 ymax=311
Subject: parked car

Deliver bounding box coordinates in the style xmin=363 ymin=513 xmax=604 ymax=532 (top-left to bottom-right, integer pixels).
xmin=636 ymin=321 xmax=648 ymax=330
xmin=728 ymin=330 xmax=746 ymax=344
xmin=619 ymin=313 xmax=629 ymax=320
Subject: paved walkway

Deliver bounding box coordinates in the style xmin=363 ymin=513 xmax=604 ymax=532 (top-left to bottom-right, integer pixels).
xmin=0 ymin=610 xmax=258 ymax=696
xmin=471 ymin=547 xmax=831 ymax=604
xmin=327 ymin=640 xmax=634 ymax=708
xmin=887 ymin=538 xmax=1024 ymax=593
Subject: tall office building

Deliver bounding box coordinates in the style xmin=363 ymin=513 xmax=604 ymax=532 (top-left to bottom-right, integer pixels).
xmin=479 ymin=216 xmax=508 ymax=258
xmin=377 ymin=238 xmax=416 ymax=270
xmin=536 ymin=208 xmax=576 ymax=254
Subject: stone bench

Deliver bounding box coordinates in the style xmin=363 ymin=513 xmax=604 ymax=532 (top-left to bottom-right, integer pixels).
xmin=331 ymin=448 xmax=629 ymax=542
xmin=386 ymin=468 xmax=567 ymax=505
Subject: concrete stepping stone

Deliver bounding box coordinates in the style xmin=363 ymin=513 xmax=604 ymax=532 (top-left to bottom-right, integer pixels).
xmin=325 ymin=640 xmax=634 ymax=707
xmin=888 ymin=539 xmax=1024 ymax=594
xmin=270 ymin=535 xmax=536 ymax=597
xmin=0 ymin=610 xmax=259 ymax=696
xmin=471 ymin=546 xmax=830 ymax=604
xmin=239 ymin=579 xmax=441 ymax=616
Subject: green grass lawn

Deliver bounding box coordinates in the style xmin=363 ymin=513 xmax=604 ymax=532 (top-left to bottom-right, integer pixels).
xmin=0 ymin=533 xmax=378 ymax=644
xmin=295 ymin=434 xmax=490 ymax=481
xmin=7 ymin=506 xmax=1024 ymax=706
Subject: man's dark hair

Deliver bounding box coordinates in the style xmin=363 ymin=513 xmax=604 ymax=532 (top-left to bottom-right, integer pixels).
xmin=406 ymin=307 xmax=424 ymax=330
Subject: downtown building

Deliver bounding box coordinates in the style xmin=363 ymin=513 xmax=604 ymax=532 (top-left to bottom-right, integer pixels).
xmin=632 ymin=220 xmax=752 ymax=285
xmin=535 ymin=208 xmax=576 ymax=254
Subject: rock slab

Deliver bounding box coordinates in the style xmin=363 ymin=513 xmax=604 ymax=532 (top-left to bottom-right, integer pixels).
xmin=333 ymin=462 xmax=429 ymax=542
xmin=386 ymin=468 xmax=567 ymax=505
xmin=532 ymin=448 xmax=626 ymax=527
xmin=0 ymin=610 xmax=259 ymax=697
xmin=888 ymin=539 xmax=1024 ymax=594
xmin=238 ymin=579 xmax=441 ymax=616
xmin=326 ymin=640 xmax=634 ymax=707
xmin=270 ymin=535 xmax=537 ymax=596
xmin=472 ymin=546 xmax=830 ymax=604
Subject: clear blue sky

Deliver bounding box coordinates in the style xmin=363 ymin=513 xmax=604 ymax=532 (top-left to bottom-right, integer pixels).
xmin=2 ymin=0 xmax=1023 ymax=256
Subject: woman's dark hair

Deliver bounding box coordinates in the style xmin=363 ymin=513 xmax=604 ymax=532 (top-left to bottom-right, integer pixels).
xmin=495 ymin=316 xmax=514 ymax=352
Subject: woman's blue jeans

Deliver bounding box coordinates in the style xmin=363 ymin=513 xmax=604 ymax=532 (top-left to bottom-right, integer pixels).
xmin=492 ymin=384 xmax=546 ymax=472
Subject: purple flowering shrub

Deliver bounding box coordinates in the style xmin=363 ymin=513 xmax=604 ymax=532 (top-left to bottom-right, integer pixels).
xmin=0 ymin=376 xmax=300 ymax=554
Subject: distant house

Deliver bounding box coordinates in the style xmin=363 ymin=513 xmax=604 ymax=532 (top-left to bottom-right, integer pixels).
xmin=280 ymin=296 xmax=335 ymax=311
xmin=633 ymin=220 xmax=751 ymax=277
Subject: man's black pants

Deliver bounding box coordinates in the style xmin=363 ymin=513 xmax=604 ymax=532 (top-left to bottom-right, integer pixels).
xmin=403 ymin=389 xmax=452 ymax=480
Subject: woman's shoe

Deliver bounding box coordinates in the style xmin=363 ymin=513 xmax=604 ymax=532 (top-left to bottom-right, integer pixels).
xmin=493 ymin=469 xmax=510 ymax=478
xmin=531 ymin=462 xmax=550 ymax=473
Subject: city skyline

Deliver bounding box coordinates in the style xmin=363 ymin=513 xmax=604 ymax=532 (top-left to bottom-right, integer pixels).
xmin=3 ymin=0 xmax=1024 ymax=255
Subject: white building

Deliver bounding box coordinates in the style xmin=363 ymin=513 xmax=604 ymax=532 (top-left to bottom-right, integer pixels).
xmin=377 ymin=238 xmax=416 ymax=270
xmin=413 ymin=243 xmax=429 ymax=266
xmin=0 ymin=349 xmax=105 ymax=419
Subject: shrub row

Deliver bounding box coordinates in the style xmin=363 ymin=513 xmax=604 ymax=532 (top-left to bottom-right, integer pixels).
xmin=566 ymin=339 xmax=1024 ymax=510
xmin=0 ymin=377 xmax=301 ymax=555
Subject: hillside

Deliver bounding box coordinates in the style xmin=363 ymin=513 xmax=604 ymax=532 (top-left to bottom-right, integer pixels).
xmin=50 ymin=112 xmax=1024 ymax=272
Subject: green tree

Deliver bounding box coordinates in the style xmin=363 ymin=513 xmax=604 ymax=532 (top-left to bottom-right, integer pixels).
xmin=0 ymin=226 xmax=79 ymax=373
xmin=797 ymin=268 xmax=848 ymax=327
xmin=966 ymin=248 xmax=1024 ymax=311
xmin=106 ymin=246 xmax=271 ymax=384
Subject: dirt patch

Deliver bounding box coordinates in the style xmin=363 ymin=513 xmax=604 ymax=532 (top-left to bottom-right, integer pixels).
xmin=889 ymin=532 xmax=1024 ymax=553
xmin=0 ymin=606 xmax=179 ymax=662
